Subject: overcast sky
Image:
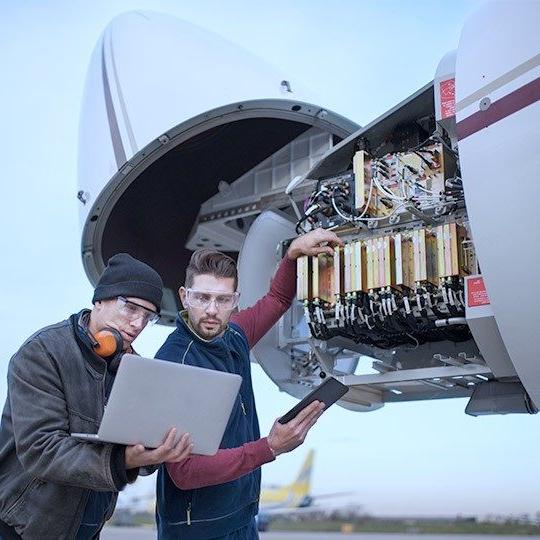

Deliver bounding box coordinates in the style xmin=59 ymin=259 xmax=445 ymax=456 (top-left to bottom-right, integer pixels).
xmin=1 ymin=0 xmax=539 ymax=518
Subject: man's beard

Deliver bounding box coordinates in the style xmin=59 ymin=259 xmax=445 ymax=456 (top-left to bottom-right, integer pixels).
xmin=193 ymin=316 xmax=227 ymax=340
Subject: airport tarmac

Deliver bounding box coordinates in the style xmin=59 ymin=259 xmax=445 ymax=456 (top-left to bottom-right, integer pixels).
xmin=102 ymin=527 xmax=540 ymax=540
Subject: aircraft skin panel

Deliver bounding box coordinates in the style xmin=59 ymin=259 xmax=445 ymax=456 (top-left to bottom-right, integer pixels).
xmin=77 ymin=33 xmax=115 ymax=230
xmin=79 ymin=10 xmax=326 ymax=226
xmin=456 ymin=0 xmax=540 ymax=407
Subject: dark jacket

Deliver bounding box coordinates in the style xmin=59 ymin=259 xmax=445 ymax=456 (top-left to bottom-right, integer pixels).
xmin=155 ymin=314 xmax=260 ymax=539
xmin=0 ymin=312 xmax=137 ymax=539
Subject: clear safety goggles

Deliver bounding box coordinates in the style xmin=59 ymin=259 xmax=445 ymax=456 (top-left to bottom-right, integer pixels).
xmin=116 ymin=296 xmax=160 ymax=325
xmin=184 ymin=288 xmax=240 ymax=311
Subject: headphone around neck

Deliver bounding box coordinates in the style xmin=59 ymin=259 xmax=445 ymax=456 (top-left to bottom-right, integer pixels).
xmin=88 ymin=327 xmax=124 ymax=359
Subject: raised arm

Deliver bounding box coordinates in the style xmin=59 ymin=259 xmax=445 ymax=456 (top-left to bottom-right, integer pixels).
xmin=231 ymin=255 xmax=296 ymax=349
xmin=231 ymin=228 xmax=343 ymax=349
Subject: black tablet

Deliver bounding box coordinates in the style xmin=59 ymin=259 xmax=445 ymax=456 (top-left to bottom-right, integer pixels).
xmin=278 ymin=377 xmax=349 ymax=424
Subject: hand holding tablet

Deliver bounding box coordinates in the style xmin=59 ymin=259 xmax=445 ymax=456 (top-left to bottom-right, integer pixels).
xmin=278 ymin=377 xmax=349 ymax=424
xmin=266 ymin=378 xmax=349 ymax=456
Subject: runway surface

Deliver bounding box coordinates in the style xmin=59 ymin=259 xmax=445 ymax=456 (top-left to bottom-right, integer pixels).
xmin=102 ymin=527 xmax=540 ymax=540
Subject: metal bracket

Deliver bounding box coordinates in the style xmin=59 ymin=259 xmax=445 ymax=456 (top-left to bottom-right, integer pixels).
xmin=405 ymin=203 xmax=440 ymax=226
xmin=309 ymin=339 xmax=336 ymax=375
xmin=338 ymin=364 xmax=492 ymax=387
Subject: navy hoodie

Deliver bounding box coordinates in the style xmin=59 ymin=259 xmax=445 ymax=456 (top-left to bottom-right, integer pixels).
xmin=155 ymin=313 xmax=261 ymax=539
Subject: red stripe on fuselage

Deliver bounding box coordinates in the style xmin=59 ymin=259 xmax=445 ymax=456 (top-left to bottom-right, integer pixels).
xmin=457 ymin=76 xmax=540 ymax=140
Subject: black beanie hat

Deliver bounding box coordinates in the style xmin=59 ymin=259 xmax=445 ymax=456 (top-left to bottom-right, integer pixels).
xmin=92 ymin=253 xmax=163 ymax=312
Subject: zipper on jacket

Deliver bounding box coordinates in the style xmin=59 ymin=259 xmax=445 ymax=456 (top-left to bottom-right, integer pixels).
xmin=226 ymin=346 xmax=246 ymax=417
xmin=240 ymin=396 xmax=247 ymax=416
xmin=186 ymin=502 xmax=192 ymax=525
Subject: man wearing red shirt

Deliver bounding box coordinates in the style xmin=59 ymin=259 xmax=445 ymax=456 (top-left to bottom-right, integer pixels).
xmin=156 ymin=228 xmax=343 ymax=539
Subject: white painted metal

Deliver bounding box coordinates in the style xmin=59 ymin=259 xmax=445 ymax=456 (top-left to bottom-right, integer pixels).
xmin=79 ymin=11 xmax=312 ymax=226
xmin=464 ymin=276 xmax=516 ymax=378
xmin=434 ymin=49 xmax=457 ymax=142
xmin=456 ymin=0 xmax=540 ymax=406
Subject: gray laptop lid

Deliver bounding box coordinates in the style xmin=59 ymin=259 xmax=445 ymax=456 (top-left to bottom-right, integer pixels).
xmin=96 ymin=354 xmax=242 ymax=455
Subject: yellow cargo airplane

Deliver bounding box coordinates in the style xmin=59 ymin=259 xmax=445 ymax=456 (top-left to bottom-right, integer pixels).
xmin=257 ymin=450 xmax=353 ymax=531
xmin=260 ymin=449 xmax=315 ymax=511
xmin=257 ymin=450 xmax=315 ymax=531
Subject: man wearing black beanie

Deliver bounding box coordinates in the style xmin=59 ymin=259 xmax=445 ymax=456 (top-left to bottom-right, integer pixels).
xmin=0 ymin=253 xmax=192 ymax=539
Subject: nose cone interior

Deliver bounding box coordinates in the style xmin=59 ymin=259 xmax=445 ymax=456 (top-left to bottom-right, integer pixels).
xmin=82 ymin=101 xmax=358 ymax=323
xmin=102 ymin=117 xmax=309 ymax=294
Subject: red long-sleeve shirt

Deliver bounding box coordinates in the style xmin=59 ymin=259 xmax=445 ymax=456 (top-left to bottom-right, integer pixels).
xmin=166 ymin=255 xmax=297 ymax=490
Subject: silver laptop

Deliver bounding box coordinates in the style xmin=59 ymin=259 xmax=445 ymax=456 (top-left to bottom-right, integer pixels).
xmin=71 ymin=354 xmax=242 ymax=455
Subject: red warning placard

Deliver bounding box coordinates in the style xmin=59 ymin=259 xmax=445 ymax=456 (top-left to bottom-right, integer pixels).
xmin=440 ymin=78 xmax=456 ymax=119
xmin=467 ymin=276 xmax=490 ymax=307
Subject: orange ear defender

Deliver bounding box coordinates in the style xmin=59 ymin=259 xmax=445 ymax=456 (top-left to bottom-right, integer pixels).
xmin=92 ymin=328 xmax=123 ymax=358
